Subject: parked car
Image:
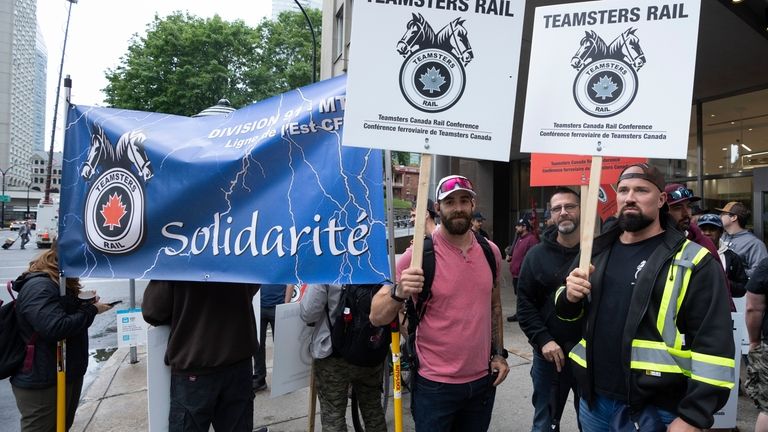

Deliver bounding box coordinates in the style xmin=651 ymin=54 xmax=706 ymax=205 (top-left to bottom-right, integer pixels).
xmin=9 ymin=220 xmax=23 ymax=231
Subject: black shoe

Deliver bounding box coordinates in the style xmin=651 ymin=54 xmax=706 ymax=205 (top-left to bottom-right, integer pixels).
xmin=254 ymin=428 xmax=270 ymax=432
xmin=506 ymin=314 xmax=518 ymax=322
xmin=253 ymin=378 xmax=268 ymax=392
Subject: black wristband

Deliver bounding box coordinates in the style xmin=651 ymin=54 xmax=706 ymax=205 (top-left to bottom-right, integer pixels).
xmin=390 ymin=284 xmax=406 ymax=302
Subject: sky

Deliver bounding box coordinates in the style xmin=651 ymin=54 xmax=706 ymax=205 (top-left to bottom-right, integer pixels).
xmin=36 ymin=1 xmax=273 ymax=150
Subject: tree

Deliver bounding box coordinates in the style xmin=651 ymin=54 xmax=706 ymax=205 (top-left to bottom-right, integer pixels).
xmin=391 ymin=151 xmax=412 ymax=166
xmin=249 ymin=9 xmax=322 ymax=101
xmin=103 ymin=10 xmax=321 ymax=116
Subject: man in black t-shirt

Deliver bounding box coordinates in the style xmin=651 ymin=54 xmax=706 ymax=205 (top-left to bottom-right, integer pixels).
xmin=745 ymin=258 xmax=768 ymax=431
xmin=556 ymin=163 xmax=733 ymax=431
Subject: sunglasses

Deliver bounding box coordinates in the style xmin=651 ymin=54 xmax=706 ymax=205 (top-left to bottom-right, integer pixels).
xmin=668 ymin=186 xmax=694 ymax=201
xmin=437 ymin=176 xmax=474 ymax=197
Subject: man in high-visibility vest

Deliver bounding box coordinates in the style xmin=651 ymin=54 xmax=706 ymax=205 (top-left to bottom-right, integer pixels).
xmin=556 ymin=163 xmax=734 ymax=431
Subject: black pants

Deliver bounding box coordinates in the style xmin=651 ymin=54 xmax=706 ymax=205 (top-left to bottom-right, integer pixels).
xmin=253 ymin=306 xmax=276 ymax=383
xmin=170 ymin=360 xmax=254 ymax=432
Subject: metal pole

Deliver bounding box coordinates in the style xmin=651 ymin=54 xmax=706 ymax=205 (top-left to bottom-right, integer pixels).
xmin=129 ymin=279 xmax=138 ymax=364
xmin=1 ymin=165 xmax=17 ymax=228
xmin=44 ymin=0 xmax=77 ymax=204
xmin=384 ymin=150 xmax=397 ymax=282
xmin=293 ymin=0 xmax=317 ymax=83
xmin=26 ymin=183 xmax=30 ymax=217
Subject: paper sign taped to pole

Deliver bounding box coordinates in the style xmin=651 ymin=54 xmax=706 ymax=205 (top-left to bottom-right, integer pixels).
xmin=530 ymin=154 xmax=645 ymax=186
xmin=521 ymin=0 xmax=700 ymax=159
xmin=342 ymin=0 xmax=526 ymax=161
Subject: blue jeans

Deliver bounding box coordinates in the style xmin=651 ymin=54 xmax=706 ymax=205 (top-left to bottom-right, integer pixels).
xmin=530 ymin=351 xmax=580 ymax=432
xmin=579 ymin=394 xmax=677 ymax=432
xmin=412 ymin=372 xmax=496 ymax=432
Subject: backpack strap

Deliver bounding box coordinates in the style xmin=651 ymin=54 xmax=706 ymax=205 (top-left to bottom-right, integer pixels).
xmin=7 ymin=280 xmax=16 ymax=301
xmin=473 ymin=231 xmax=497 ymax=283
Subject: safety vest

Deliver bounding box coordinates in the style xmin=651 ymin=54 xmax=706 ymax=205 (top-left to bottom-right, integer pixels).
xmin=566 ymin=240 xmax=735 ymax=390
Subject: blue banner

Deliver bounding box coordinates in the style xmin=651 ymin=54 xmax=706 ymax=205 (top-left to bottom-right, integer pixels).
xmin=59 ymin=76 xmax=391 ymax=284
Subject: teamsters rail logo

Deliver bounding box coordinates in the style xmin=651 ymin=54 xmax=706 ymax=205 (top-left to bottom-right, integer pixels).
xmin=81 ymin=125 xmax=154 ymax=254
xmin=570 ymin=28 xmax=646 ymax=117
xmin=396 ymin=13 xmax=473 ymax=113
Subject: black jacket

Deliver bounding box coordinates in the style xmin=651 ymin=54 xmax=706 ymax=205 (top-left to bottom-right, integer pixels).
xmin=11 ymin=272 xmax=97 ymax=389
xmin=517 ymin=225 xmax=581 ymax=352
xmin=556 ymin=222 xmax=733 ymax=428
xmin=142 ymin=280 xmax=260 ymax=374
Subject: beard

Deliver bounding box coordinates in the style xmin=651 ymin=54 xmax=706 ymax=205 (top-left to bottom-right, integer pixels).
xmin=676 ymin=217 xmax=690 ymax=233
xmin=618 ymin=210 xmax=655 ymax=232
xmin=441 ymin=211 xmax=472 ymax=235
xmin=557 ymin=218 xmax=579 ymax=235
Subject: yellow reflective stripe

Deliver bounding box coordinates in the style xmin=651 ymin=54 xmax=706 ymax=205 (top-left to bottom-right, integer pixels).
xmin=630 ymin=340 xmax=685 ymax=374
xmin=630 ymin=361 xmax=684 ymax=374
xmin=555 ymin=286 xmax=584 ymax=322
xmin=692 ymin=351 xmax=734 ymax=368
xmin=691 ymin=374 xmax=735 ymax=389
xmin=676 ymin=246 xmax=710 ymax=313
xmin=569 ymin=339 xmax=587 ymax=368
xmin=657 ymin=251 xmax=680 ymax=338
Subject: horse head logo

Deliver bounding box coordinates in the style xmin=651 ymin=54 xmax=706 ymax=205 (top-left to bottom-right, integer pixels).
xmin=396 ymin=14 xmax=473 ymax=66
xmin=571 ymin=28 xmax=645 ymax=71
xmin=397 ymin=13 xmax=435 ymax=57
xmin=82 ymin=125 xmax=154 ymax=182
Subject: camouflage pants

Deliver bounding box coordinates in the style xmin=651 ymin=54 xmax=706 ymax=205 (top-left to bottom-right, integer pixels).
xmin=315 ymin=355 xmax=387 ymax=432
xmin=746 ymin=342 xmax=768 ymax=414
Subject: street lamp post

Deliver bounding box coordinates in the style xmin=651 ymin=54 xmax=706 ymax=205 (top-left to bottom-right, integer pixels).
xmin=293 ymin=0 xmax=317 ymax=83
xmin=1 ymin=164 xmax=17 ymax=229
xmin=26 ymin=182 xmax=31 ymax=217
xmin=44 ymin=0 xmax=77 ymax=205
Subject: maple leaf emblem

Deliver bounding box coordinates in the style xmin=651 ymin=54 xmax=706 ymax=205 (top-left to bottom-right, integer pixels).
xmin=591 ymin=75 xmax=618 ymax=100
xmin=100 ymin=192 xmax=127 ymax=230
xmin=419 ymin=67 xmax=446 ymax=94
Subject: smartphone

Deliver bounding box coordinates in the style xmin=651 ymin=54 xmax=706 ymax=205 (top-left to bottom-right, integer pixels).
xmin=107 ymin=300 xmax=123 ymax=307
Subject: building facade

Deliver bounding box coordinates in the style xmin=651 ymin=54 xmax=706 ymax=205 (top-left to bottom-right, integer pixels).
xmin=29 ymin=150 xmax=60 ymax=192
xmin=322 ymin=0 xmax=768 ymax=246
xmin=0 ymin=0 xmax=37 ymax=189
xmin=33 ymin=24 xmax=46 ymax=152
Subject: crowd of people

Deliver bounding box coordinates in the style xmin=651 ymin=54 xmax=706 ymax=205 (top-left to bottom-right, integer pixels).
xmin=8 ymin=166 xmax=768 ymax=432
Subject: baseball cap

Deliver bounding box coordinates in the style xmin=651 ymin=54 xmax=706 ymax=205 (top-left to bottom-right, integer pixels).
xmin=716 ymin=201 xmax=749 ymax=217
xmin=664 ymin=183 xmax=701 ymax=206
xmin=436 ymin=175 xmax=476 ymax=201
xmin=472 ymin=212 xmax=485 ymax=221
xmin=516 ymin=218 xmax=532 ymax=230
xmin=617 ymin=163 xmax=665 ymax=191
xmin=697 ymin=213 xmax=723 ymax=230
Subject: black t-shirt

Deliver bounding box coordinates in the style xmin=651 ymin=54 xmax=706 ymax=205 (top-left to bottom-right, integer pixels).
xmin=593 ymin=233 xmax=665 ymax=400
xmin=746 ymin=258 xmax=768 ymax=341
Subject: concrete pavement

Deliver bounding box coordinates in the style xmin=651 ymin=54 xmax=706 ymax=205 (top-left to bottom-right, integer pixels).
xmin=66 ymin=267 xmax=761 ymax=432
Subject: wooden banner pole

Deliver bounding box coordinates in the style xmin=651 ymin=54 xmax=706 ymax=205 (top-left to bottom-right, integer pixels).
xmin=578 ymin=156 xmax=603 ymax=273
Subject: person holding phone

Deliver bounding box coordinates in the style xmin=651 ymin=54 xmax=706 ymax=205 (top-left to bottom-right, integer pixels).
xmin=9 ymin=246 xmax=113 ymax=431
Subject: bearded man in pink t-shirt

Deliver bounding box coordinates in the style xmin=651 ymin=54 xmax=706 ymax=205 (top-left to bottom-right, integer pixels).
xmin=371 ymin=175 xmax=509 ymax=432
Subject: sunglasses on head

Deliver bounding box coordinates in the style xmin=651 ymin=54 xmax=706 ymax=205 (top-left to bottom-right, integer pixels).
xmin=437 ymin=176 xmax=474 ymax=196
xmin=668 ymin=186 xmax=694 ymax=201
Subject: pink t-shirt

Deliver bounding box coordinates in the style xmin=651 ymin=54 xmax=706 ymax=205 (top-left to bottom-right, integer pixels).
xmin=397 ymin=229 xmax=502 ymax=384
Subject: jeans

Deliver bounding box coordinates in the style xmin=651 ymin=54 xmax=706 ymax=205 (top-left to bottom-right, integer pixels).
xmin=530 ymin=351 xmax=580 ymax=432
xmin=579 ymin=394 xmax=677 ymax=432
xmin=253 ymin=306 xmax=276 ymax=383
xmin=412 ymin=372 xmax=496 ymax=432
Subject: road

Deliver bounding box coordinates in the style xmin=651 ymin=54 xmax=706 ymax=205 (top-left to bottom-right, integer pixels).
xmin=0 ymin=229 xmax=148 ymax=431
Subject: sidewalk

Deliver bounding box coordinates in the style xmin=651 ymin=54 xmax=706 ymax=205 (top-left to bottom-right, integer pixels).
xmin=70 ymin=270 xmax=761 ymax=431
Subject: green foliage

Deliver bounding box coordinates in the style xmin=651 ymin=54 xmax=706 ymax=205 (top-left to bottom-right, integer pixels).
xmin=103 ymin=10 xmax=321 ymax=116
xmin=393 ymin=198 xmax=413 ymax=209
xmin=391 ymin=151 xmax=412 ymax=166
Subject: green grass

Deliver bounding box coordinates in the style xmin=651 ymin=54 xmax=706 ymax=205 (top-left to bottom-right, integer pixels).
xmin=392 ymin=198 xmax=412 ymax=209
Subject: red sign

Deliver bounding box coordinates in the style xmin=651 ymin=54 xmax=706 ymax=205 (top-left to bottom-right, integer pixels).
xmin=597 ymin=184 xmax=618 ymax=222
xmin=530 ymin=154 xmax=646 ymax=187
